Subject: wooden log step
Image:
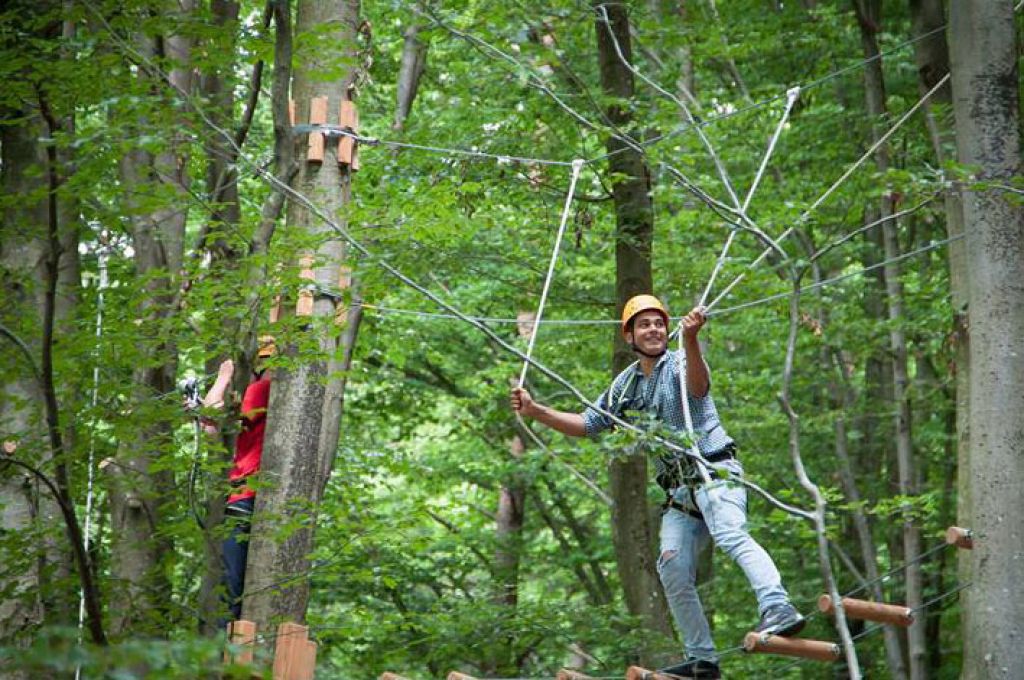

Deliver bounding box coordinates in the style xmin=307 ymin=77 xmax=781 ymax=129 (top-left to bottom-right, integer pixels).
xmin=379 ymin=674 xmax=411 ymax=680
xmin=447 ymin=673 xmax=477 ymax=680
xmin=556 ymin=670 xmax=595 ymax=679
xmin=946 ymin=526 xmax=973 ymax=549
xmin=743 ymin=632 xmax=841 ymax=662
xmin=818 ymin=594 xmax=914 ymax=626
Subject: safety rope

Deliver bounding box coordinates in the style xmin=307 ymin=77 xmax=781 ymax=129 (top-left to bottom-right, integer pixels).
xmin=510 ymin=159 xmax=614 ymax=506
xmin=705 ymin=73 xmax=951 ymax=313
xmin=699 ymin=87 xmax=800 ymax=307
xmin=518 ymin=159 xmax=585 ymax=388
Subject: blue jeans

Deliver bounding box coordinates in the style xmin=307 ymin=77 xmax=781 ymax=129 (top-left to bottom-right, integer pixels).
xmin=656 ymin=462 xmax=789 ymax=662
xmin=221 ymin=497 xmax=255 ymax=624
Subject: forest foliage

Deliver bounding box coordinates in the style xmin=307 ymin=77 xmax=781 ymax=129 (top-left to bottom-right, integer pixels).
xmin=1 ymin=0 xmax=1021 ymax=678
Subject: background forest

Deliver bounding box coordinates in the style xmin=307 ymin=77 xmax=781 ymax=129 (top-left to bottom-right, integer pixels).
xmin=2 ymin=0 xmax=1022 ymax=678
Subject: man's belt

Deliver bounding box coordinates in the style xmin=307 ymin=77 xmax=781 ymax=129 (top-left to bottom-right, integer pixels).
xmin=664 ymin=495 xmax=704 ymax=520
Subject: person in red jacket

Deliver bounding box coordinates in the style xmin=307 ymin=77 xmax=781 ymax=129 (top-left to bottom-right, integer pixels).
xmin=200 ymin=337 xmax=274 ymax=622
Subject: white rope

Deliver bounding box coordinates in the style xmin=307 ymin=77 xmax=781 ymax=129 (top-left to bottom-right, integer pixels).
xmin=699 ymin=87 xmax=800 ymax=307
xmin=742 ymin=87 xmax=800 ymax=214
xmin=675 ymin=329 xmax=713 ymax=486
xmin=705 ymin=73 xmax=951 ymax=312
xmin=518 ymin=159 xmax=585 ymax=388
xmin=76 ymin=250 xmax=107 ymax=680
xmin=512 ymin=159 xmax=614 ymax=506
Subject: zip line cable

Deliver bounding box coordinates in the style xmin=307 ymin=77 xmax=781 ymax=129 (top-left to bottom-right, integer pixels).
xmin=352 ymin=233 xmax=955 ymax=326
xmin=292 ymin=14 xmax=948 ymax=173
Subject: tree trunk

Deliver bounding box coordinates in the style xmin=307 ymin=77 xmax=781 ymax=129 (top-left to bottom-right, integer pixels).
xmin=109 ymin=2 xmax=194 ymax=634
xmin=909 ymin=4 xmax=972 ymax=652
xmin=0 ymin=110 xmax=52 ymax=667
xmin=853 ymin=2 xmax=927 ymax=675
xmin=394 ymin=24 xmax=427 ymax=131
xmin=949 ymin=4 xmax=1024 ymax=678
xmin=591 ymin=0 xmax=675 ymax=662
xmin=195 ymin=0 xmax=248 ymax=636
xmin=243 ymin=0 xmax=362 ymax=632
xmin=1 ymin=26 xmax=89 ymax=652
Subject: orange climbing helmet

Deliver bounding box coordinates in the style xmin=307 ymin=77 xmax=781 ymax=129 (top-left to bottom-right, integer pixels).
xmin=257 ymin=335 xmax=277 ymax=359
xmin=621 ymin=294 xmax=669 ymax=335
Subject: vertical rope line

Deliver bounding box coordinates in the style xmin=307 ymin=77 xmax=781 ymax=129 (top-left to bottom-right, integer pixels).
xmin=676 ymin=329 xmax=712 ymax=486
xmin=512 ymin=159 xmax=613 ymax=506
xmin=699 ymin=88 xmax=798 ymax=307
xmin=517 ymin=158 xmax=584 ymax=388
xmin=705 ymin=74 xmax=950 ymax=312
xmin=76 ymin=250 xmax=106 ymax=678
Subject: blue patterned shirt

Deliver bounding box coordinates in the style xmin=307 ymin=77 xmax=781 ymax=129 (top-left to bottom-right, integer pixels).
xmin=581 ymin=350 xmax=734 ymax=481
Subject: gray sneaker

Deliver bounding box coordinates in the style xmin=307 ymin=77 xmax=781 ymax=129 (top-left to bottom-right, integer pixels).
xmin=658 ymin=657 xmax=721 ymax=679
xmin=755 ymin=602 xmax=806 ymax=637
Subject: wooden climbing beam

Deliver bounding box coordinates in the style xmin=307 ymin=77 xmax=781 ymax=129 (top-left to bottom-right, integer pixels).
xmin=295 ymin=255 xmax=316 ymax=317
xmin=556 ymin=670 xmax=595 ymax=680
xmin=946 ymin=525 xmax=973 ymax=550
xmin=818 ymin=594 xmax=913 ymax=626
xmin=224 ymin=619 xmax=256 ymax=666
xmin=273 ymin=622 xmax=316 ymax=680
xmin=338 ymin=99 xmax=359 ymax=169
xmin=743 ymin=632 xmax=840 ymax=662
xmin=307 ymin=96 xmax=329 ymax=163
xmin=379 ymin=674 xmax=411 ymax=680
xmin=446 ymin=673 xmax=477 ymax=680
xmin=625 ymin=667 xmax=676 ymax=680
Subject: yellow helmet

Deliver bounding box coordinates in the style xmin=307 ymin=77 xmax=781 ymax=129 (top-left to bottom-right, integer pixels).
xmin=257 ymin=335 xmax=277 ymax=359
xmin=621 ymin=294 xmax=668 ymax=335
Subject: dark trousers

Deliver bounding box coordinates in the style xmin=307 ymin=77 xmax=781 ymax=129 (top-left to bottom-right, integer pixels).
xmin=222 ymin=496 xmax=255 ymax=623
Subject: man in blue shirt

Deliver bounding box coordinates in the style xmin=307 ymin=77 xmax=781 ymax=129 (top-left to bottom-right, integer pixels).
xmin=511 ymin=295 xmax=803 ymax=679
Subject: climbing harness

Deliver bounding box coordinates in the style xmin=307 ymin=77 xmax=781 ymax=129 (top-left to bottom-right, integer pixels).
xmin=181 ymin=375 xmax=208 ymax=530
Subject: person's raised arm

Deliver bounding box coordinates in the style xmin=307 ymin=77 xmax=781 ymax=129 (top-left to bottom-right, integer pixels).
xmin=511 ymin=386 xmax=587 ymax=438
xmin=681 ymin=307 xmax=710 ymax=398
xmin=199 ymin=360 xmax=235 ymax=434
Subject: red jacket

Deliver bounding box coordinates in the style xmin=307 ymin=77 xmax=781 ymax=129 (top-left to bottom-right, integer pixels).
xmin=227 ymin=376 xmax=271 ymax=504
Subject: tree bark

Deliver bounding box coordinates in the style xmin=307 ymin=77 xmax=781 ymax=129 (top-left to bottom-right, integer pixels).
xmin=0 ymin=109 xmax=52 ymax=663
xmin=908 ymin=4 xmax=972 ymax=652
xmin=591 ymin=0 xmax=675 ymax=661
xmin=949 ymin=4 xmax=1024 ymax=678
xmin=394 ymin=24 xmax=427 ymax=131
xmin=1 ymin=15 xmax=92 ymax=650
xmin=109 ymin=0 xmax=195 ymax=634
xmin=853 ymin=2 xmax=926 ymax=675
xmin=243 ymin=0 xmax=362 ymax=632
